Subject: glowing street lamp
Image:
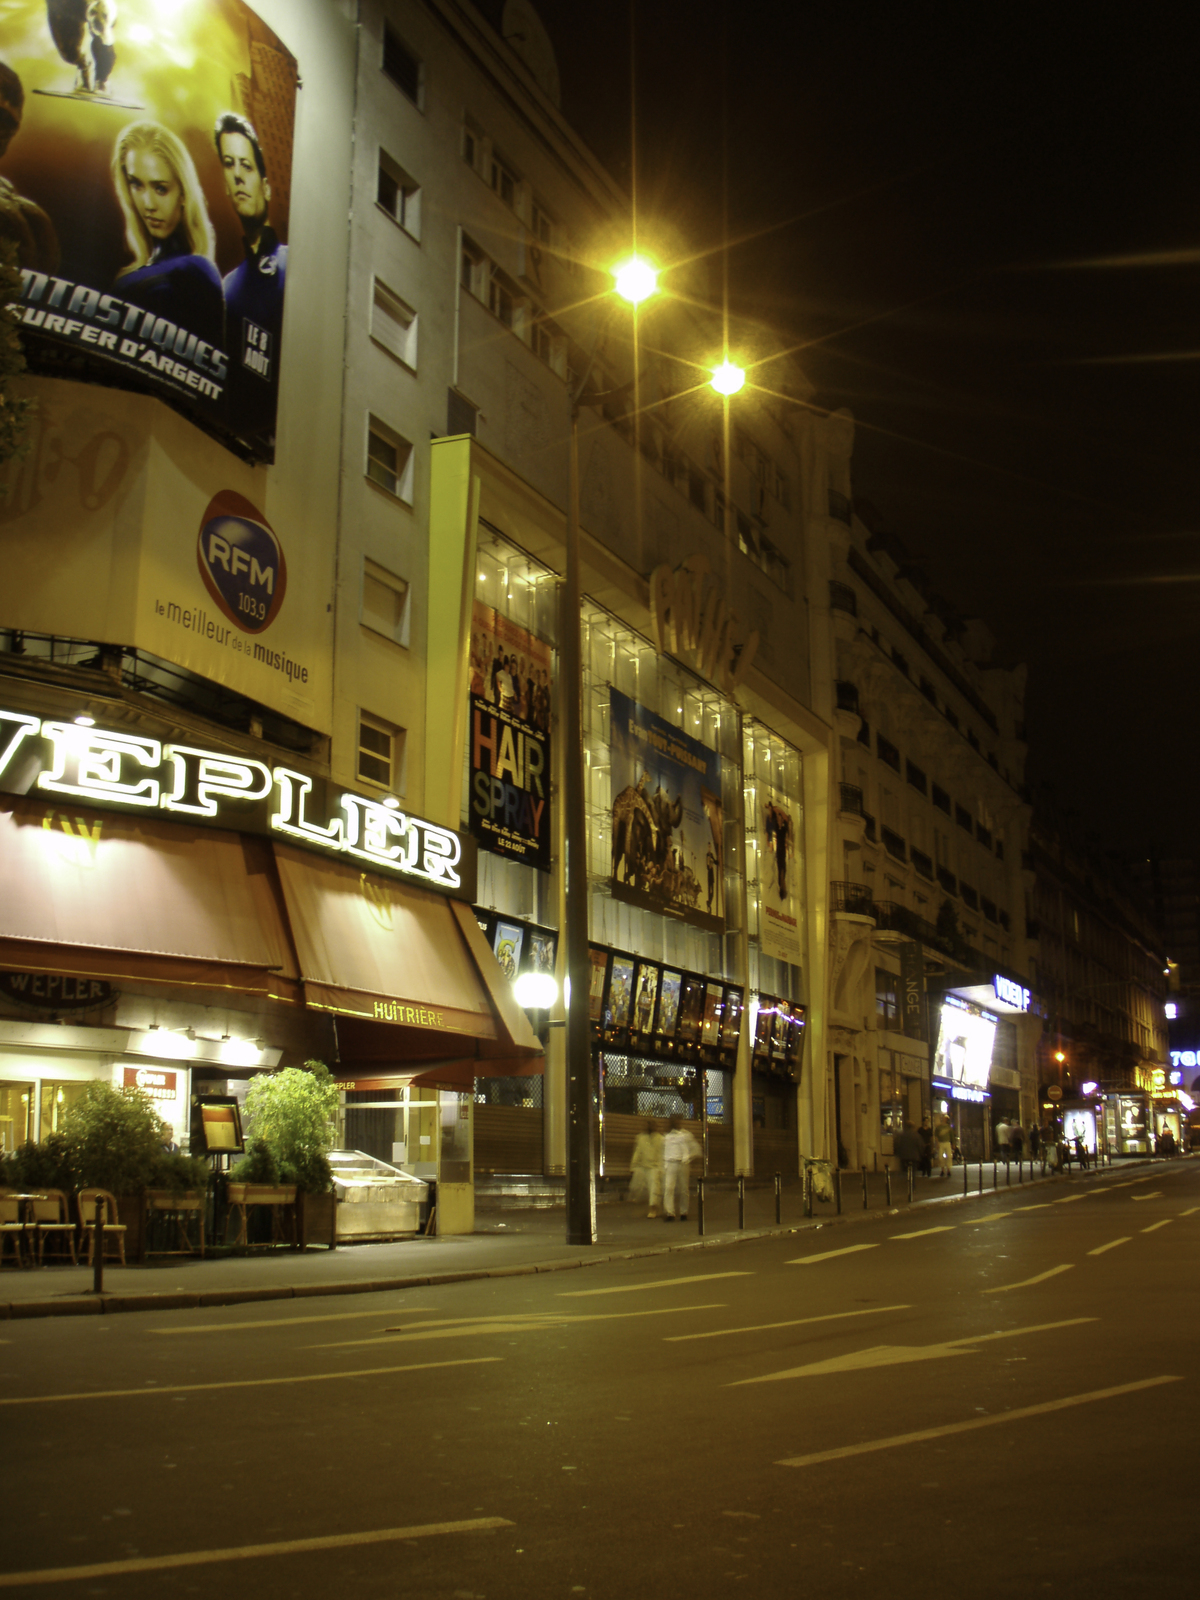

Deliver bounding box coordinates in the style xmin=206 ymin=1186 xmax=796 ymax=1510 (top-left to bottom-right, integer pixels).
xmin=710 ymin=359 xmax=746 ymax=396
xmin=612 ymin=256 xmax=658 ymax=305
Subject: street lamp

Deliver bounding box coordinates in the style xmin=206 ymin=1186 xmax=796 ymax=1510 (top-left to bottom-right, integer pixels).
xmin=562 ymin=256 xmax=659 ymax=1246
xmin=710 ymin=359 xmax=746 ymax=397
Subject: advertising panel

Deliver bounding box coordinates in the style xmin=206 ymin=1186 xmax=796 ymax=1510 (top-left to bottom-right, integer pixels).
xmin=756 ymin=776 xmax=802 ymax=965
xmin=932 ymin=995 xmax=997 ymax=1094
xmin=1 ymin=0 xmax=296 ymax=462
xmin=609 ymin=687 xmax=724 ymax=934
xmin=468 ymin=600 xmax=551 ymax=871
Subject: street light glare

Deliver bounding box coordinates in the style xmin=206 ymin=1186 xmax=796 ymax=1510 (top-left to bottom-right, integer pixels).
xmin=613 ymin=257 xmax=658 ymax=304
xmin=711 ymin=360 xmax=746 ymax=396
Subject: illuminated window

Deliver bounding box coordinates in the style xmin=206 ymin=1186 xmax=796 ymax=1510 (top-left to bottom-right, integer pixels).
xmin=382 ymin=25 xmax=421 ymax=105
xmin=357 ymin=712 xmax=404 ymax=792
xmin=371 ymin=280 xmax=417 ymax=369
xmin=361 ymin=561 xmax=410 ymax=646
xmin=366 ymin=416 xmax=414 ymax=503
xmin=876 ymin=968 xmax=900 ymax=1026
xmin=376 ymin=150 xmax=420 ymax=239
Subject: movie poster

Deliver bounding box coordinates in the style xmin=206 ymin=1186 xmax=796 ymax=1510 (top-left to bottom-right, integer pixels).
xmin=468 ymin=600 xmax=551 ymax=871
xmin=608 ymin=687 xmax=725 ymax=935
xmin=0 ymin=1 xmax=296 ymax=462
xmin=755 ymin=774 xmax=803 ymax=966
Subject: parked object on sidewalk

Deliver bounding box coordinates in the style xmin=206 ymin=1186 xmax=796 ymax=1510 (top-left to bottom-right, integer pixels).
xmin=0 ymin=1195 xmax=28 ymax=1267
xmin=29 ymin=1190 xmax=77 ymax=1265
xmin=804 ymin=1158 xmax=834 ymax=1205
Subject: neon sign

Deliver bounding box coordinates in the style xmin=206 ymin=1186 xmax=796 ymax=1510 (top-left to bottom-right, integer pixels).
xmin=993 ymin=975 xmax=1031 ymax=1012
xmin=0 ymin=707 xmax=470 ymax=898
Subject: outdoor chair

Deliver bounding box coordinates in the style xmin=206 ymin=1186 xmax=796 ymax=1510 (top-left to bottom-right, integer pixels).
xmin=30 ymin=1191 xmax=77 ymax=1266
xmin=77 ymin=1189 xmax=127 ymax=1267
xmin=0 ymin=1196 xmax=28 ymax=1268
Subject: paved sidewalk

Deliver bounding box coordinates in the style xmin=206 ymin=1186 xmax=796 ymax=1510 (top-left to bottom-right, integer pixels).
xmin=0 ymin=1157 xmax=1156 ymax=1320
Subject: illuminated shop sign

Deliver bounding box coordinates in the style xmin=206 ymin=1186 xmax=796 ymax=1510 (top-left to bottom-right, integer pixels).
xmin=932 ymin=994 xmax=997 ymax=1095
xmin=1169 ymin=1050 xmax=1199 ymax=1069
xmin=993 ymin=975 xmax=1031 ymax=1011
xmin=0 ymin=708 xmax=473 ymax=899
xmin=122 ymin=1067 xmax=179 ymax=1103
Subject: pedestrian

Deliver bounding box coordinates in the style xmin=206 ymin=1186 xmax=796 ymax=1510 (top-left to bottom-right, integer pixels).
xmin=918 ymin=1116 xmax=933 ymax=1178
xmin=1008 ymin=1120 xmax=1025 ymax=1162
xmin=894 ymin=1120 xmax=923 ymax=1183
xmin=628 ymin=1120 xmax=664 ymax=1217
xmin=662 ymin=1115 xmax=700 ymax=1221
xmin=995 ymin=1116 xmax=1011 ymax=1160
xmin=1028 ymin=1121 xmax=1040 ymax=1160
xmin=933 ymin=1112 xmax=954 ymax=1179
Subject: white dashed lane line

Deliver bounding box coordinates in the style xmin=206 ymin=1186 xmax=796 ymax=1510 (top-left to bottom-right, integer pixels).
xmin=787 ymin=1243 xmax=880 ymax=1266
xmin=890 ymin=1226 xmax=956 ymax=1241
xmin=1141 ymin=1219 xmax=1173 ymax=1234
xmin=982 ymin=1264 xmax=1074 ymax=1295
xmin=1087 ymin=1237 xmax=1132 ymax=1256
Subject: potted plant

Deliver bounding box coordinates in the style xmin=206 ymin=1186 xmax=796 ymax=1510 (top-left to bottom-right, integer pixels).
xmin=59 ymin=1082 xmax=170 ymax=1260
xmin=235 ymin=1062 xmax=338 ymax=1248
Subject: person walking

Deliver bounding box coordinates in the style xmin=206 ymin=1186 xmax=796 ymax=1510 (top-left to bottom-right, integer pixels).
xmin=918 ymin=1116 xmax=933 ymax=1178
xmin=1009 ymin=1120 xmax=1025 ymax=1163
xmin=894 ymin=1120 xmax=923 ymax=1184
xmin=933 ymin=1112 xmax=954 ymax=1179
xmin=662 ymin=1115 xmax=700 ymax=1221
xmin=995 ymin=1116 xmax=1011 ymax=1160
xmin=628 ymin=1120 xmax=664 ymax=1217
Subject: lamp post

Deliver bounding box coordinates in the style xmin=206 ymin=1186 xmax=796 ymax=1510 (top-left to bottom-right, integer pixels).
xmin=562 ymin=257 xmax=658 ymax=1247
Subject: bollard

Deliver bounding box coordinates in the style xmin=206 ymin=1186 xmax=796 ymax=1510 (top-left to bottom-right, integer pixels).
xmin=804 ymin=1167 xmax=812 ymax=1219
xmin=1006 ymin=1159 xmax=1011 ymax=1187
xmin=834 ymin=1167 xmax=842 ymax=1215
xmin=963 ymin=1155 xmax=969 ymax=1196
xmin=738 ymin=1173 xmax=745 ymax=1230
xmin=993 ymin=1160 xmax=997 ymax=1190
xmin=862 ymin=1166 xmax=869 ymax=1210
xmin=1018 ymin=1159 xmax=1024 ymax=1183
xmin=907 ymin=1163 xmax=914 ymax=1204
xmin=979 ymin=1161 xmax=983 ymax=1195
xmin=885 ymin=1167 xmax=892 ymax=1207
xmin=775 ymin=1172 xmax=782 ymax=1226
xmin=92 ymin=1192 xmax=105 ymax=1295
xmin=697 ymin=1177 xmax=705 ymax=1237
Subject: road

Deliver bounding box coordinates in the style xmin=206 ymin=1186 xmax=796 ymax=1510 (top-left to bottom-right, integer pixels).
xmin=2 ymin=1162 xmax=1197 ymax=1597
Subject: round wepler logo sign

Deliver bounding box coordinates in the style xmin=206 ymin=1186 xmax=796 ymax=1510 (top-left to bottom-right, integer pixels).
xmin=197 ymin=491 xmax=287 ymax=634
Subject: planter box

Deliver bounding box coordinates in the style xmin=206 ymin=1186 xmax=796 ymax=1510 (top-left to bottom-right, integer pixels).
xmin=144 ymin=1189 xmax=206 ymax=1256
xmin=296 ymin=1189 xmax=336 ymax=1250
xmin=226 ymin=1183 xmax=297 ymax=1206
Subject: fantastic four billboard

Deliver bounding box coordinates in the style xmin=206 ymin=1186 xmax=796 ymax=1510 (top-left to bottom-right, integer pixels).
xmin=0 ymin=0 xmax=295 ymax=462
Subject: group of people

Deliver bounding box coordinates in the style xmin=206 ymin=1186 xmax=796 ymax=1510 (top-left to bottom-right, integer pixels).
xmin=894 ymin=1114 xmax=955 ymax=1180
xmin=469 ymin=638 xmax=550 ymax=732
xmin=626 ymin=1117 xmax=701 ymax=1220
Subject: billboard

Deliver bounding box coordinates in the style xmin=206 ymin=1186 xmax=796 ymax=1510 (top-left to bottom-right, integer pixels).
xmin=467 ymin=600 xmax=551 ymax=871
xmin=756 ymin=775 xmax=802 ymax=965
xmin=609 ymin=686 xmax=724 ymax=935
xmin=0 ymin=0 xmax=296 ymax=462
xmin=932 ymin=995 xmax=997 ymax=1094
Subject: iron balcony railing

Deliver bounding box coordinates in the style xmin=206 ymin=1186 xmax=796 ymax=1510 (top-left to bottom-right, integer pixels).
xmin=911 ymin=848 xmax=934 ymax=881
xmin=839 ymin=782 xmax=865 ymax=817
xmin=831 ymin=880 xmax=876 ymax=917
xmin=829 ymin=579 xmax=858 ymax=616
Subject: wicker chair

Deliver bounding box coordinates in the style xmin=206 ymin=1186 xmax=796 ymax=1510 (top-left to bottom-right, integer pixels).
xmin=77 ymin=1189 xmax=127 ymax=1267
xmin=30 ymin=1190 xmax=78 ymax=1266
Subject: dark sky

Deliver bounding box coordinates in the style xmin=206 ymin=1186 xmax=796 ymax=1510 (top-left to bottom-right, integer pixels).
xmin=534 ymin=1 xmax=1200 ymax=856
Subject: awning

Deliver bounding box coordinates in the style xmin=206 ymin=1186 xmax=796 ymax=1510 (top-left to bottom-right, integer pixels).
xmin=0 ymin=795 xmax=298 ymax=996
xmin=272 ymin=843 xmax=542 ymax=1077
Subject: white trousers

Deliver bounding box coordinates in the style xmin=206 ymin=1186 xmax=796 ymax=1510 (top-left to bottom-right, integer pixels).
xmin=664 ymin=1160 xmax=690 ymax=1217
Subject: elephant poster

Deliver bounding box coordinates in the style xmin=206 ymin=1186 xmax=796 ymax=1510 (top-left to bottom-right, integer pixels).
xmin=608 ymin=686 xmax=725 ymax=935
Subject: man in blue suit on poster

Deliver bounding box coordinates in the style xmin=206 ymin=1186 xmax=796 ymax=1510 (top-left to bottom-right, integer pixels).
xmin=214 ymin=110 xmax=285 ymax=452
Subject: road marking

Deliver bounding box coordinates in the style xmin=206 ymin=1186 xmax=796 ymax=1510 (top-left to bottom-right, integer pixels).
xmin=1087 ymin=1237 xmax=1131 ymax=1256
xmin=890 ymin=1226 xmax=955 ymax=1240
xmin=313 ymin=1303 xmax=727 ymax=1350
xmin=982 ymin=1264 xmax=1074 ymax=1295
xmin=1141 ymin=1220 xmax=1172 ymax=1234
xmin=558 ymin=1271 xmax=751 ymax=1297
xmin=1053 ymin=1196 xmax=1086 ymax=1205
xmin=775 ymin=1376 xmax=1182 ymax=1468
xmin=964 ymin=1212 xmax=1010 ymax=1224
xmin=665 ymin=1304 xmax=913 ymax=1343
xmin=1013 ymin=1203 xmax=1052 ymax=1212
xmin=0 ymin=1517 xmax=514 ymax=1588
xmin=151 ymin=1305 xmax=442 ymax=1336
xmin=787 ymin=1244 xmax=880 ymax=1265
xmin=0 ymin=1357 xmax=500 ymax=1409
xmin=733 ymin=1317 xmax=1094 ymax=1385
xmin=1180 ymin=1207 xmax=1200 ymax=1218
xmin=1085 ymin=1188 xmax=1110 ymax=1194
xmin=1131 ymin=1192 xmax=1163 ymax=1203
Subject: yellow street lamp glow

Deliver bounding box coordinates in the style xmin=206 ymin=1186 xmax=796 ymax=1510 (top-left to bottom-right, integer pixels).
xmin=710 ymin=360 xmax=746 ymax=397
xmin=612 ymin=257 xmax=658 ymax=305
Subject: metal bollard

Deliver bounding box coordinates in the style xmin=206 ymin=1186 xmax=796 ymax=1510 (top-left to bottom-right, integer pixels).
xmin=775 ymin=1172 xmax=782 ymax=1226
xmin=963 ymin=1155 xmax=969 ymax=1196
xmin=978 ymin=1161 xmax=983 ymax=1195
xmin=834 ymin=1167 xmax=842 ymax=1215
xmin=861 ymin=1166 xmax=869 ymax=1209
xmin=1006 ymin=1159 xmax=1011 ymax=1187
xmin=907 ymin=1163 xmax=914 ymax=1204
xmin=697 ymin=1177 xmax=705 ymax=1237
xmin=993 ymin=1161 xmax=998 ymax=1189
xmin=92 ymin=1192 xmax=105 ymax=1295
xmin=885 ymin=1167 xmax=892 ymax=1207
xmin=738 ymin=1173 xmax=745 ymax=1230
xmin=1018 ymin=1159 xmax=1024 ymax=1183
xmin=804 ymin=1167 xmax=812 ymax=1218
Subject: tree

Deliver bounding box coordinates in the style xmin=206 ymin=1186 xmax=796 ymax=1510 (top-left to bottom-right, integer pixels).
xmin=60 ymin=1083 xmax=164 ymax=1194
xmin=241 ymin=1060 xmax=337 ymax=1192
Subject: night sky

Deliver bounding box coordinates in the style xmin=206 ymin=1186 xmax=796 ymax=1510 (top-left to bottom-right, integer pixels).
xmin=534 ymin=1 xmax=1199 ymax=856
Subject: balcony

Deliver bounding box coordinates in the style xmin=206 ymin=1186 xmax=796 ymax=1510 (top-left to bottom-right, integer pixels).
xmin=831 ymin=880 xmax=876 ymax=919
xmin=981 ymin=897 xmax=998 ymax=923
xmin=863 ymin=811 xmax=877 ymax=843
xmin=911 ymin=848 xmax=934 ymax=881
xmin=838 ymin=782 xmax=867 ymax=849
xmin=839 ymin=782 xmax=865 ymax=816
xmin=834 ymin=680 xmax=862 ymax=741
xmin=828 ymin=489 xmax=852 ymax=525
xmin=960 ymin=883 xmax=979 ymax=911
xmin=936 ymin=866 xmax=957 ymax=895
xmin=829 ymin=580 xmax=858 ymax=641
xmin=881 ymin=826 xmax=907 ymax=862
xmin=873 ymin=899 xmax=936 ymax=945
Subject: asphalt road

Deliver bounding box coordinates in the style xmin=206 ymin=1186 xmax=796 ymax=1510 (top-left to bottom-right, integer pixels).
xmin=2 ymin=1163 xmax=1197 ymax=1598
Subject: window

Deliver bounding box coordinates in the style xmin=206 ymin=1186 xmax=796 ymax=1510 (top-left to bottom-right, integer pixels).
xmin=905 ymin=760 xmax=927 ymax=796
xmin=877 ymin=734 xmax=900 ymax=772
xmin=382 ymin=25 xmax=421 ymax=104
xmin=366 ymin=415 xmax=414 ymax=503
xmin=490 ymin=152 xmax=518 ymax=209
xmin=531 ymin=313 xmax=565 ymax=377
xmin=377 ymin=150 xmax=420 ymax=238
xmin=876 ymin=968 xmax=900 ymax=1026
xmin=463 ymin=124 xmax=480 ymax=172
xmin=531 ymin=198 xmax=554 ymax=244
xmin=361 ymin=560 xmax=409 ymax=646
xmin=488 ymin=271 xmax=515 ymax=328
xmin=892 ymin=647 xmax=909 ymax=678
xmin=461 ymin=236 xmax=486 ymax=296
xmin=357 ymin=711 xmax=404 ymax=791
xmin=932 ymin=783 xmax=951 ymax=814
xmin=371 ymin=279 xmax=417 ymax=370
xmin=955 ymin=802 xmax=973 ymax=832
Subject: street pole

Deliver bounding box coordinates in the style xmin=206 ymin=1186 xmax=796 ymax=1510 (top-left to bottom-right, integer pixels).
xmin=562 ymin=401 xmax=596 ymax=1246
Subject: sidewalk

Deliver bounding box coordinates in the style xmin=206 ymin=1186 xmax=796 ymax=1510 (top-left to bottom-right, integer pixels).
xmin=0 ymin=1157 xmax=1155 ymax=1320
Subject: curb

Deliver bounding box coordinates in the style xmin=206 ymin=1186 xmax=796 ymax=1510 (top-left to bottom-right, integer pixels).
xmin=0 ymin=1160 xmax=1160 ymax=1322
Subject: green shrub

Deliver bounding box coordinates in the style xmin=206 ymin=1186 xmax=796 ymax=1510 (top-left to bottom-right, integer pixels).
xmin=9 ymin=1135 xmax=75 ymax=1193
xmin=242 ymin=1061 xmax=337 ymax=1193
xmin=59 ymin=1082 xmax=165 ymax=1194
xmin=150 ymin=1150 xmax=210 ymax=1193
xmin=229 ymin=1137 xmax=280 ymax=1186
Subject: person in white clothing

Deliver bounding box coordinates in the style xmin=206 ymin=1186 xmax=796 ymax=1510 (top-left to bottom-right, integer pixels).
xmin=662 ymin=1115 xmax=700 ymax=1221
xmin=628 ymin=1121 xmax=664 ymax=1217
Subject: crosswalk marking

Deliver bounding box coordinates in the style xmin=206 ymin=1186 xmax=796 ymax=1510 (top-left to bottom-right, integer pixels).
xmin=559 ymin=1272 xmax=751 ymax=1297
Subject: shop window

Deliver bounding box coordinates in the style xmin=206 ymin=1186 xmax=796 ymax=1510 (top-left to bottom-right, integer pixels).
xmin=376 ymin=150 xmax=420 ymax=238
xmin=382 ymin=25 xmax=422 ymax=106
xmin=38 ymin=1081 xmax=88 ymax=1138
xmin=0 ymin=1082 xmax=34 ymax=1153
xmin=361 ymin=560 xmax=410 ymax=646
xmin=366 ymin=415 xmax=414 ymax=503
xmin=371 ymin=279 xmax=418 ymax=370
xmin=357 ymin=711 xmax=405 ymax=792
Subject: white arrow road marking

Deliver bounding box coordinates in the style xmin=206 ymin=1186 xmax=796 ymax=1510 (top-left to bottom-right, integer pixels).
xmin=665 ymin=1304 xmax=913 ymax=1343
xmin=775 ymin=1376 xmax=1182 ymax=1467
xmin=0 ymin=1518 xmax=515 ymax=1588
xmin=558 ymin=1271 xmax=751 ymax=1297
xmin=730 ymin=1316 xmax=1095 ymax=1385
xmin=1131 ymin=1192 xmax=1163 ymax=1202
xmin=982 ymin=1263 xmax=1074 ymax=1294
xmin=1087 ymin=1237 xmax=1131 ymax=1256
xmin=891 ymin=1226 xmax=956 ymax=1240
xmin=1141 ymin=1219 xmax=1172 ymax=1234
xmin=787 ymin=1243 xmax=880 ymax=1265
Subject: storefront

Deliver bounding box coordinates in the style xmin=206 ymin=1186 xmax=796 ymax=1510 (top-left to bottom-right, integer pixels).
xmin=927 ymin=970 xmax=1037 ymax=1160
